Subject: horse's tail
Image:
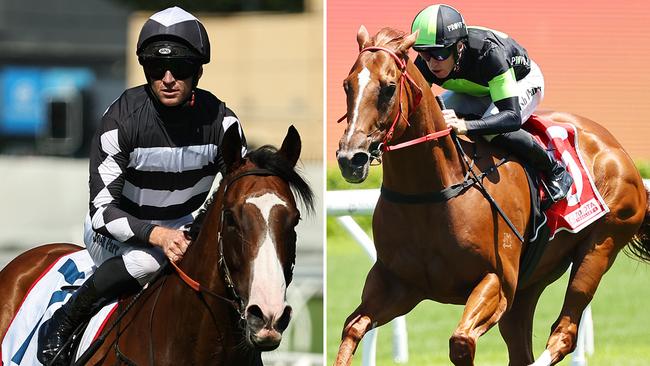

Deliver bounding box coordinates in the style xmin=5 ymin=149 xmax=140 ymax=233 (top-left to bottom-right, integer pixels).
xmin=627 ymin=182 xmax=650 ymax=263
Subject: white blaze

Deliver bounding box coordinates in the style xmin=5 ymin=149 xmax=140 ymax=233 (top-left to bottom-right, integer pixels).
xmin=246 ymin=193 xmax=289 ymax=319
xmin=346 ymin=67 xmax=372 ymax=142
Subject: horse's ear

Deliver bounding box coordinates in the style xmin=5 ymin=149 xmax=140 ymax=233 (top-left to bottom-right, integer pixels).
xmin=221 ymin=124 xmax=244 ymax=173
xmin=357 ymin=25 xmax=371 ymax=51
xmin=397 ymin=30 xmax=419 ymax=56
xmin=279 ymin=125 xmax=301 ymax=167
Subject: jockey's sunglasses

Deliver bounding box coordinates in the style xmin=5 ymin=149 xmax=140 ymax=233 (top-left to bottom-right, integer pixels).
xmin=143 ymin=60 xmax=198 ymax=80
xmin=415 ymin=46 xmax=454 ymax=61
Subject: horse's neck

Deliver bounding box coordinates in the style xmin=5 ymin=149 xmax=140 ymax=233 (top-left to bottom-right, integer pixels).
xmin=382 ymin=61 xmax=463 ymax=192
xmin=172 ymin=203 xmax=235 ymax=330
xmin=185 ymin=207 xmax=226 ymax=292
xmin=147 ymin=275 xmax=247 ymax=363
xmin=151 ymin=235 xmax=248 ymax=362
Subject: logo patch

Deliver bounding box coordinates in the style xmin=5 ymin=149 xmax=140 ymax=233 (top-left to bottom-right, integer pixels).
xmin=446 ymin=22 xmax=463 ymax=32
xmin=158 ymin=47 xmax=172 ymax=55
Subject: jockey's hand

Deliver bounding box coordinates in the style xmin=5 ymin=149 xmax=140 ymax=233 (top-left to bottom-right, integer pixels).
xmin=149 ymin=226 xmax=191 ymax=263
xmin=442 ymin=109 xmax=468 ymax=135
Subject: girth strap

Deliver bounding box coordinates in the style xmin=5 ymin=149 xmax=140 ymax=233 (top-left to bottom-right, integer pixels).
xmin=380 ymin=154 xmax=507 ymax=204
xmin=380 ymin=177 xmax=478 ymax=204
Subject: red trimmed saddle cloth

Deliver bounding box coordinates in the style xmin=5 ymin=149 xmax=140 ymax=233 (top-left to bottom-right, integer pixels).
xmin=523 ymin=114 xmax=609 ymax=239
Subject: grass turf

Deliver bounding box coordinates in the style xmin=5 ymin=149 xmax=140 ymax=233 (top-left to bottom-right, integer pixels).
xmin=327 ymin=225 xmax=650 ymax=365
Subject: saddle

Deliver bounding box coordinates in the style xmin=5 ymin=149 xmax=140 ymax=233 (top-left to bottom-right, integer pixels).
xmin=518 ymin=115 xmax=610 ymax=282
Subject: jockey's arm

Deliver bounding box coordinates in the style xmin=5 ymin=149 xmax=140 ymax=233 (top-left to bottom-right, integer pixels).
xmin=464 ymin=95 xmax=521 ymax=135
xmin=464 ymin=49 xmax=523 ymax=135
xmin=88 ymin=116 xmax=158 ymax=246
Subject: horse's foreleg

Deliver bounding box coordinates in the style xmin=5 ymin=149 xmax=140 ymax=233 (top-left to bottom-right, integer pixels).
xmin=498 ymin=281 xmax=548 ymax=366
xmin=335 ymin=314 xmax=372 ymax=366
xmin=532 ymin=236 xmax=619 ymax=366
xmin=450 ymin=273 xmax=509 ymax=366
xmin=334 ymin=262 xmax=420 ymax=366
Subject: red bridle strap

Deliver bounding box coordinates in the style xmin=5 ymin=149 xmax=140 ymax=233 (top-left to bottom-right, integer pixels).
xmin=383 ymin=128 xmax=452 ymax=152
xmin=171 ymin=261 xmax=200 ymax=292
xmin=359 ymin=46 xmax=423 ymax=146
xmin=339 ymin=46 xmax=449 ymax=152
xmin=170 ymin=253 xmax=243 ymax=312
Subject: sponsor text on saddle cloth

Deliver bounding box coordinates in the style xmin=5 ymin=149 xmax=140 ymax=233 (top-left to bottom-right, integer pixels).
xmin=1 ymin=251 xmax=118 ymax=366
xmin=524 ymin=114 xmax=609 ymax=238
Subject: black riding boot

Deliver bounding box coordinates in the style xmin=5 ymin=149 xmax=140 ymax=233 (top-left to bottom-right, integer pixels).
xmin=37 ymin=275 xmax=106 ymax=366
xmin=491 ymin=129 xmax=574 ymax=203
xmin=37 ymin=256 xmax=142 ymax=366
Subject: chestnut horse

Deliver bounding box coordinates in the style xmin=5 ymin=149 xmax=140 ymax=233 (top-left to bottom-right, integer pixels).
xmin=0 ymin=125 xmax=314 ymax=365
xmin=335 ymin=26 xmax=650 ymax=366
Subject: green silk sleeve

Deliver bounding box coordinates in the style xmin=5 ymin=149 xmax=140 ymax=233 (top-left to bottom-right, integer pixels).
xmin=488 ymin=68 xmax=518 ymax=102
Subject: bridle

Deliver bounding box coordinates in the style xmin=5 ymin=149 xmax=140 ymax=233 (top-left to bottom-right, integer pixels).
xmin=72 ymin=169 xmax=284 ymax=366
xmin=337 ymin=46 xmax=451 ymax=161
xmin=171 ymin=168 xmax=278 ymax=319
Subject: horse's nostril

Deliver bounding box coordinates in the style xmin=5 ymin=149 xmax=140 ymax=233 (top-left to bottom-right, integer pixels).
xmin=246 ymin=304 xmax=264 ymax=323
xmin=275 ymin=306 xmax=292 ymax=332
xmin=351 ymin=152 xmax=369 ymax=166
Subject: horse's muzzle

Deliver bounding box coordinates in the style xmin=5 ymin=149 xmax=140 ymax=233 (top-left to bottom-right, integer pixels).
xmin=336 ymin=149 xmax=371 ymax=183
xmin=246 ymin=304 xmax=292 ymax=351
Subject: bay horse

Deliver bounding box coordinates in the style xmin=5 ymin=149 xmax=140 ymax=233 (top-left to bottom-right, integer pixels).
xmin=0 ymin=124 xmax=314 ymax=365
xmin=334 ymin=26 xmax=650 ymax=366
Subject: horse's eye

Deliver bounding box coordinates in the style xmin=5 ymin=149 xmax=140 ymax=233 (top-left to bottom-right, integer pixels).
xmin=380 ymin=83 xmax=396 ymax=98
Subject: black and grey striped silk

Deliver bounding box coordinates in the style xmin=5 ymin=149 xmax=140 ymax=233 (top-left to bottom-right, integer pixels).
xmin=88 ymin=86 xmax=245 ymax=245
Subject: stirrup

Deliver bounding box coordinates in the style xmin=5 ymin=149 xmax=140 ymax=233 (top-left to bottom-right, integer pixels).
xmin=541 ymin=172 xmax=573 ymax=206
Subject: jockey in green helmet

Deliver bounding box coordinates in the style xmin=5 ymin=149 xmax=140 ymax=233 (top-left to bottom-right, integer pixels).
xmin=411 ymin=4 xmax=573 ymax=204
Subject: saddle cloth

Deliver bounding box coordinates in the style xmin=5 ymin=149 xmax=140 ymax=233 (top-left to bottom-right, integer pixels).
xmin=523 ymin=114 xmax=610 ymax=239
xmin=1 ymin=250 xmax=118 ymax=366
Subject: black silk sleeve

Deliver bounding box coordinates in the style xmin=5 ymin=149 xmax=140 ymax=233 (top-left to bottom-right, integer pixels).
xmin=465 ymin=96 xmax=522 ymax=135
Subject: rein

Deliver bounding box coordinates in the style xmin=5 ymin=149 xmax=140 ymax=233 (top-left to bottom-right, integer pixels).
xmin=337 ymin=46 xmax=451 ymax=156
xmin=338 ymin=45 xmax=526 ymax=241
xmin=171 ymin=168 xmax=277 ymax=318
xmin=380 ymin=94 xmax=526 ymax=243
xmin=354 ymin=49 xmax=527 ymax=242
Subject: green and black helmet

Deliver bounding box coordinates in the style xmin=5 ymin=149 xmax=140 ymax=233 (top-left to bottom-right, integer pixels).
xmin=136 ymin=6 xmax=210 ymax=65
xmin=411 ymin=4 xmax=468 ymax=51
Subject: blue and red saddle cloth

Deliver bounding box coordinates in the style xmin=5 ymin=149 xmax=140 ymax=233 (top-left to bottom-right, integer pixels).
xmin=1 ymin=250 xmax=118 ymax=366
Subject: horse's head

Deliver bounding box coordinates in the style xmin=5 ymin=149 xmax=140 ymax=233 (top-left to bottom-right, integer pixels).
xmin=210 ymin=125 xmax=313 ymax=351
xmin=336 ymin=25 xmax=421 ymax=183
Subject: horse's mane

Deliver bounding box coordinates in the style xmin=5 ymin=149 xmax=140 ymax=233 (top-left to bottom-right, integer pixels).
xmin=189 ymin=146 xmax=315 ymax=239
xmin=373 ymin=27 xmax=408 ymax=48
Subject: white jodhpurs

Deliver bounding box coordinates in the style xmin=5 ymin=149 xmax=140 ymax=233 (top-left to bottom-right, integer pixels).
xmin=442 ymin=61 xmax=545 ymax=141
xmin=83 ymin=213 xmax=193 ymax=285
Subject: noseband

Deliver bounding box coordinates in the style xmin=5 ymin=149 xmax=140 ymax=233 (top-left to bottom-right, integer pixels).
xmin=172 ymin=168 xmax=277 ymax=319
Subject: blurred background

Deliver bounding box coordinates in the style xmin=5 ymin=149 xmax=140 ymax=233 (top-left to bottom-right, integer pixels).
xmin=327 ymin=1 xmax=650 ymax=365
xmin=0 ymin=0 xmax=323 ymax=364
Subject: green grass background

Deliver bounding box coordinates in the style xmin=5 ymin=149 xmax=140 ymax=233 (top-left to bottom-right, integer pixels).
xmin=326 ymin=166 xmax=650 ymax=365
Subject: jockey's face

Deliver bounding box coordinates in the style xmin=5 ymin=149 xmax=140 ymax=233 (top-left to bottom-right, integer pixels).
xmin=425 ymin=54 xmax=454 ymax=79
xmin=421 ymin=42 xmax=463 ymax=79
xmin=146 ymin=63 xmax=203 ymax=107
